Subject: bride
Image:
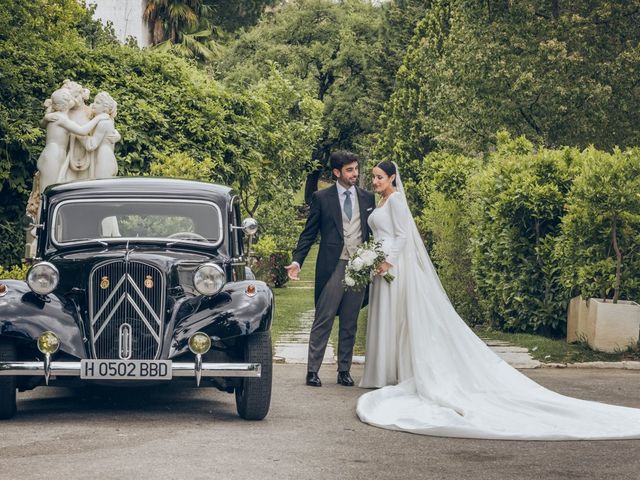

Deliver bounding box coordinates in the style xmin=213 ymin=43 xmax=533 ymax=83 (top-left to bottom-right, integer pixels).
xmin=357 ymin=160 xmax=640 ymax=440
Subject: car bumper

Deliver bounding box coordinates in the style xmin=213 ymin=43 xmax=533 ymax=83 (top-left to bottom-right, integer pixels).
xmin=0 ymin=360 xmax=261 ymax=383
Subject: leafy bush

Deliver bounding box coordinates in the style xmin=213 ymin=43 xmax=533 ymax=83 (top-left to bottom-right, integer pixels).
xmin=148 ymin=152 xmax=217 ymax=181
xmin=416 ymin=152 xmax=484 ymax=324
xmin=557 ymin=148 xmax=640 ymax=302
xmin=469 ymin=133 xmax=578 ymax=335
xmin=0 ymin=264 xmax=29 ymax=280
xmin=250 ymin=236 xmax=291 ymax=288
xmin=248 ymin=189 xmax=305 ymax=288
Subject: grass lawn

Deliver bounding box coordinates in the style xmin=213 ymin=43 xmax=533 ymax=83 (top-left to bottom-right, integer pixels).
xmin=476 ymin=326 xmax=640 ymax=363
xmin=270 ymin=245 xmax=317 ymax=343
xmin=270 ymin=242 xmax=370 ymax=355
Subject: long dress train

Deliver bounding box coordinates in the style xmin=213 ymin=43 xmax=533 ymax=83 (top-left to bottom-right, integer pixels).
xmin=357 ymin=189 xmax=640 ymax=440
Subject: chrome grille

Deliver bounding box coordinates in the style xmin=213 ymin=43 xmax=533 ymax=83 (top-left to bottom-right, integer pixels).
xmin=88 ymin=260 xmax=165 ymax=360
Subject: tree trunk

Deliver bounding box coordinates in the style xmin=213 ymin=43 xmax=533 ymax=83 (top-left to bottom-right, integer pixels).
xmin=552 ymin=0 xmax=560 ymax=19
xmin=611 ymin=217 xmax=622 ymax=303
xmin=304 ymin=170 xmax=321 ymax=205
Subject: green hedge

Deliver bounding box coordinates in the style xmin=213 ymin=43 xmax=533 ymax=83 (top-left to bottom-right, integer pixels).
xmin=410 ymin=133 xmax=640 ymax=336
xmin=417 ymin=152 xmax=484 ymax=325
xmin=469 ymin=135 xmax=577 ymax=335
xmin=557 ymin=147 xmax=640 ymax=302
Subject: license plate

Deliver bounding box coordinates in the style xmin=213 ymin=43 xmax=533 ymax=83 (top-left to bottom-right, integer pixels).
xmin=80 ymin=360 xmax=172 ymax=380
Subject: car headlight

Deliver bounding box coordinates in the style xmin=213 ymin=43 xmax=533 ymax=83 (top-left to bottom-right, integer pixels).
xmin=193 ymin=263 xmax=225 ymax=296
xmin=27 ymin=262 xmax=59 ymax=295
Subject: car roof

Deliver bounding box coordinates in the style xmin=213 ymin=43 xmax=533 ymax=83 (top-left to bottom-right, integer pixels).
xmin=44 ymin=177 xmax=233 ymax=201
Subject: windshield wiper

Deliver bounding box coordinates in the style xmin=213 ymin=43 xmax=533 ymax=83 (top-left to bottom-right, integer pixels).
xmin=73 ymin=238 xmax=109 ymax=248
xmin=166 ymin=238 xmax=217 ymax=248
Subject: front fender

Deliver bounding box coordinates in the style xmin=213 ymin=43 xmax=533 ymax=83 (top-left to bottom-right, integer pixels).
xmin=168 ymin=280 xmax=273 ymax=358
xmin=0 ymin=280 xmax=85 ymax=358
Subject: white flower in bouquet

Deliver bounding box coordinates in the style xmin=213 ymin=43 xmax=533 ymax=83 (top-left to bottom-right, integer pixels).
xmin=351 ymin=257 xmax=365 ymax=271
xmin=344 ymin=275 xmax=356 ymax=287
xmin=360 ymin=249 xmax=377 ymax=267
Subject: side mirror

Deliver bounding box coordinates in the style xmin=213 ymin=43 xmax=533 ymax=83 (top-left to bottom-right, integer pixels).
xmin=241 ymin=218 xmax=258 ymax=236
xmin=21 ymin=214 xmax=37 ymax=231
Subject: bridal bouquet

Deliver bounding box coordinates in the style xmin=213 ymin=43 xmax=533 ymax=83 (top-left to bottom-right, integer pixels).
xmin=344 ymin=240 xmax=395 ymax=290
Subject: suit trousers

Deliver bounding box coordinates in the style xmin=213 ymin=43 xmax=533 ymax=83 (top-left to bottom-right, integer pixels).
xmin=308 ymin=260 xmax=365 ymax=373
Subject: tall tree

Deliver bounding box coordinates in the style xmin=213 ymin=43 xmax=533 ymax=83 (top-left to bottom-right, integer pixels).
xmin=217 ymin=0 xmax=389 ymax=202
xmin=378 ymin=0 xmax=434 ymax=98
xmin=143 ymin=0 xmax=219 ymax=62
xmin=378 ymin=0 xmax=640 ymax=160
xmin=144 ymin=0 xmax=207 ymax=44
xmin=205 ymin=0 xmax=278 ymax=32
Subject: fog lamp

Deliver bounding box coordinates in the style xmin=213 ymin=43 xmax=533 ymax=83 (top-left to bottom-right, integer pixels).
xmin=188 ymin=332 xmax=211 ymax=355
xmin=37 ymin=331 xmax=60 ymax=354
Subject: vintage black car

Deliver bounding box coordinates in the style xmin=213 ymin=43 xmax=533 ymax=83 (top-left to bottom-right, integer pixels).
xmin=0 ymin=177 xmax=273 ymax=420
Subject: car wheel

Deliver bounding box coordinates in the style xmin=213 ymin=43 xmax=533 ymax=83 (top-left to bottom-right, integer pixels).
xmin=0 ymin=340 xmax=17 ymax=420
xmin=235 ymin=331 xmax=272 ymax=420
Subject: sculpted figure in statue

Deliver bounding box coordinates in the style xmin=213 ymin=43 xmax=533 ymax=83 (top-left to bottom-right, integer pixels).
xmin=55 ymin=81 xmax=121 ymax=182
xmin=58 ymin=79 xmax=92 ymax=181
xmin=37 ymin=88 xmax=109 ymax=193
xmin=84 ymin=92 xmax=119 ymax=179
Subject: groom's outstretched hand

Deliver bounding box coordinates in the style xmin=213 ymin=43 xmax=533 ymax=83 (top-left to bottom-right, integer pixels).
xmin=284 ymin=263 xmax=300 ymax=280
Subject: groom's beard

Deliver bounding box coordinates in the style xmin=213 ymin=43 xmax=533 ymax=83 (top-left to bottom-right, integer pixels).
xmin=337 ymin=177 xmax=358 ymax=188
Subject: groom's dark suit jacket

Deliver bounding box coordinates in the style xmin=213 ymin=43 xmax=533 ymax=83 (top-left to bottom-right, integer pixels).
xmin=292 ymin=184 xmax=375 ymax=305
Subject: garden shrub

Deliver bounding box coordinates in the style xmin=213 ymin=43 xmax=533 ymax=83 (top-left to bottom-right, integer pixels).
xmin=557 ymin=147 xmax=640 ymax=302
xmin=251 ymin=235 xmax=291 ymax=288
xmin=0 ymin=264 xmax=29 ymax=281
xmin=249 ymin=189 xmax=304 ymax=288
xmin=469 ymin=133 xmax=579 ymax=335
xmin=417 ymin=152 xmax=484 ymax=324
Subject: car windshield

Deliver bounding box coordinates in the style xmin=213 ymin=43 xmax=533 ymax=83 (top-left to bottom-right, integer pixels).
xmin=52 ymin=198 xmax=222 ymax=246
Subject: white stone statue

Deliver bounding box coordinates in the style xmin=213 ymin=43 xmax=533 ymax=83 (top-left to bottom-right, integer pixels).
xmin=25 ymin=81 xmax=122 ymax=258
xmin=36 ymin=87 xmax=109 ymax=193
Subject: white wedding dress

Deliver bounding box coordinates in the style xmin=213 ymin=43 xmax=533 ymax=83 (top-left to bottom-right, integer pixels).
xmin=357 ymin=174 xmax=640 ymax=440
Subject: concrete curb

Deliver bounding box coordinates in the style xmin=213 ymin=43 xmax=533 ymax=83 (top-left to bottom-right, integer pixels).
xmin=272 ymin=355 xmax=640 ymax=370
xmin=540 ymin=361 xmax=640 ymax=370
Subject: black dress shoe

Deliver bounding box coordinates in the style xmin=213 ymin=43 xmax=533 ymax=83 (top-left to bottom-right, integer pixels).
xmin=337 ymin=371 xmax=354 ymax=386
xmin=306 ymin=372 xmax=322 ymax=387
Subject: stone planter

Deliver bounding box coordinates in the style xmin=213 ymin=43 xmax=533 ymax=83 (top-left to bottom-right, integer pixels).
xmin=583 ymin=298 xmax=640 ymax=353
xmin=566 ymin=296 xmax=588 ymax=343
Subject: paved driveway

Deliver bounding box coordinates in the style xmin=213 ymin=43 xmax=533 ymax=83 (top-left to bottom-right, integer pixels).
xmin=1 ymin=365 xmax=639 ymax=480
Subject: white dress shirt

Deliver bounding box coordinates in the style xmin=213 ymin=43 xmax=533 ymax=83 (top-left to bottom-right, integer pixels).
xmin=336 ymin=182 xmax=359 ymax=214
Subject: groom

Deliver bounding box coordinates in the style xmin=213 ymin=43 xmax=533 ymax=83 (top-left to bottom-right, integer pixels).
xmin=285 ymin=150 xmax=375 ymax=387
